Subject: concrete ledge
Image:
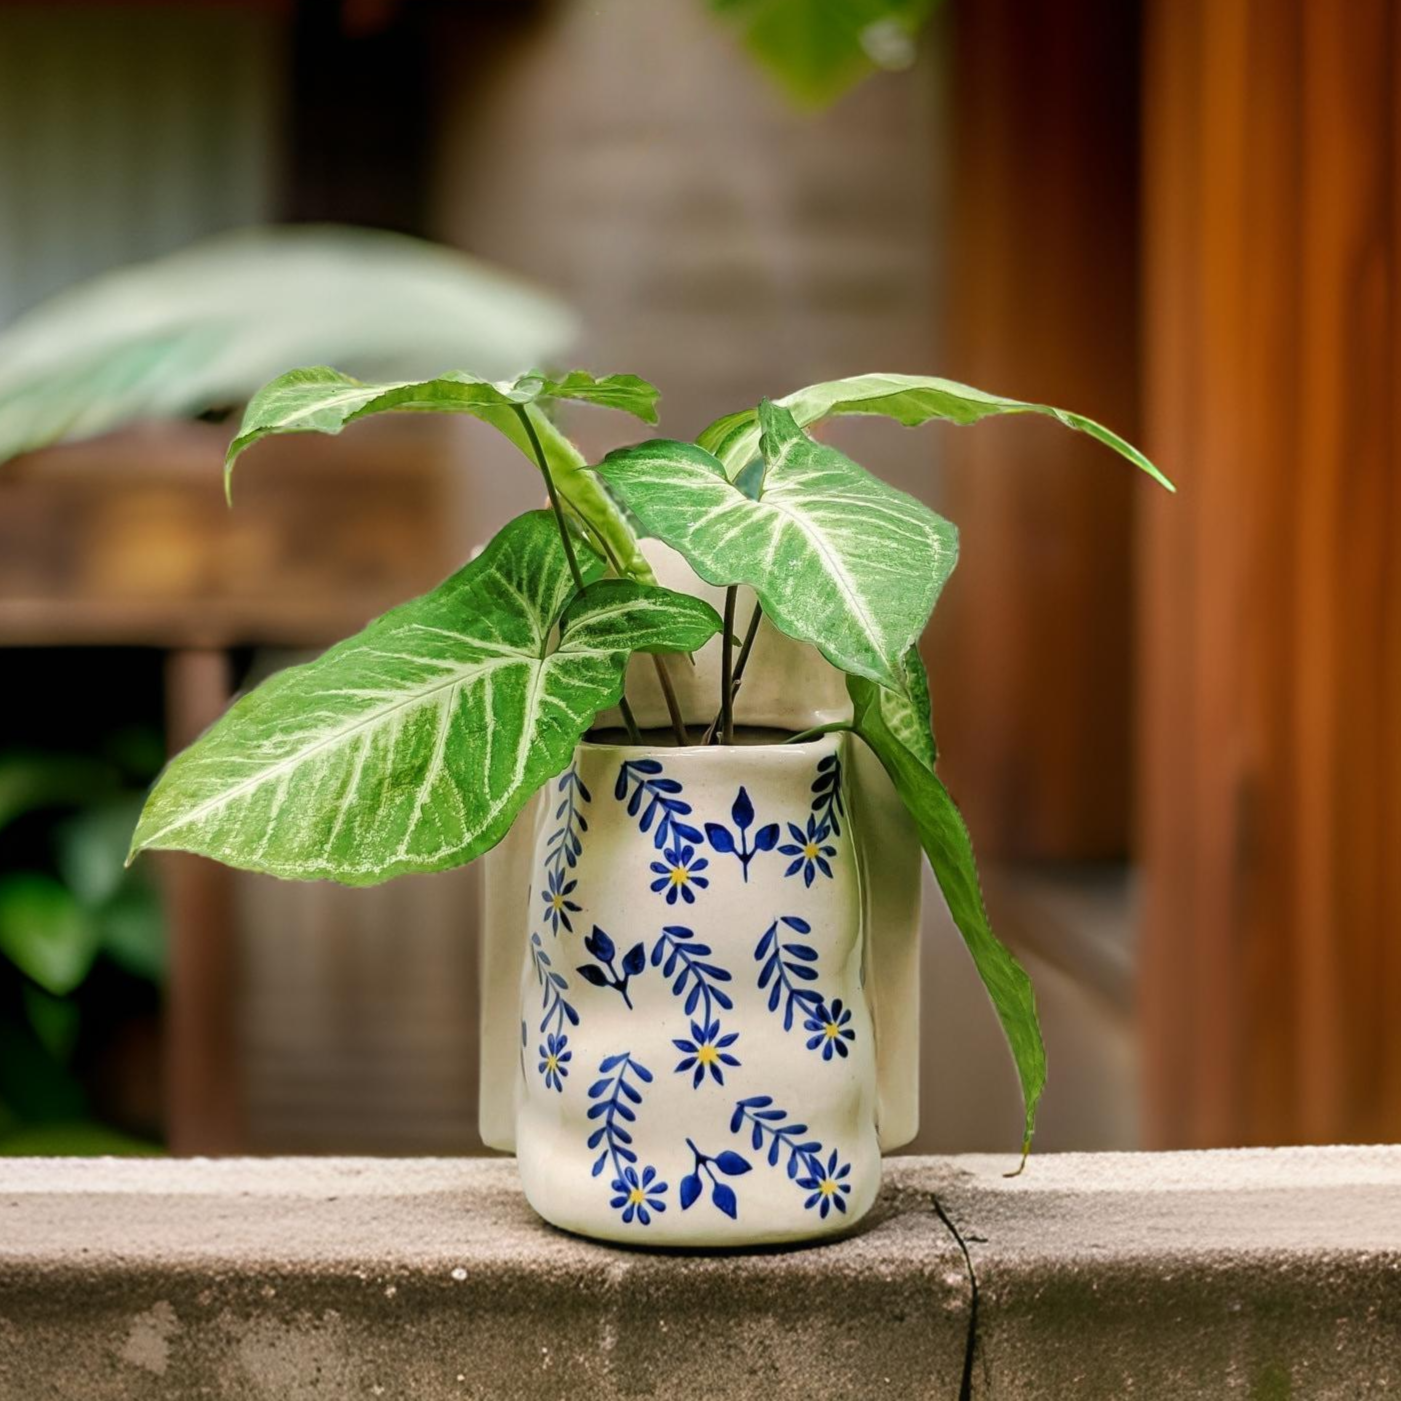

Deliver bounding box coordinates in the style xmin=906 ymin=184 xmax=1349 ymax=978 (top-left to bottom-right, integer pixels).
xmin=2 ymin=1149 xmax=1398 ymax=1399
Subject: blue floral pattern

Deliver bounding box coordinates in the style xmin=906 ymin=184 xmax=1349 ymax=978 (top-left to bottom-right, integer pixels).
xmin=614 ymin=759 xmax=702 ymax=849
xmin=673 ymin=1018 xmax=741 ymax=1087
xmin=577 ymin=925 xmax=646 ymax=1008
xmin=540 ymin=867 xmax=582 ymax=934
xmin=804 ymin=998 xmax=856 ymax=1060
xmin=588 ymin=1051 xmax=668 ymax=1226
xmin=649 ymin=841 xmax=710 ymax=905
xmin=538 ymin=1032 xmax=571 ymax=1091
xmin=705 ymin=787 xmax=779 ymax=883
xmin=779 ymin=814 xmax=837 ymax=887
xmin=730 ymin=1095 xmax=852 ymax=1217
xmin=679 ymin=1138 xmax=752 ymax=1219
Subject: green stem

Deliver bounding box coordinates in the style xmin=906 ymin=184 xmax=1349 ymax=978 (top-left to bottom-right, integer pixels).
xmin=784 ymin=720 xmax=853 ymax=745
xmin=704 ymin=597 xmax=763 ymax=745
xmin=515 ymin=404 xmax=587 ymax=595
xmin=720 ymin=586 xmax=737 ymax=746
xmin=515 ymin=402 xmax=642 ymax=747
xmin=652 ymin=655 xmax=689 ymax=746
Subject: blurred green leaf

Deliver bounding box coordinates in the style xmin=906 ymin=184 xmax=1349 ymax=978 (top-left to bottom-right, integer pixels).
xmin=22 ymin=985 xmax=81 ymax=1064
xmin=0 ymin=874 xmax=100 ymax=996
xmin=0 ymin=1011 xmax=86 ymax=1122
xmin=96 ymin=885 xmax=166 ymax=984
xmin=0 ymin=1121 xmax=161 ymax=1157
xmin=0 ymin=752 xmax=115 ymax=833
xmin=0 ymin=225 xmax=577 ymax=466
xmin=55 ymin=798 xmax=145 ymax=907
xmin=708 ymin=0 xmax=936 ymax=107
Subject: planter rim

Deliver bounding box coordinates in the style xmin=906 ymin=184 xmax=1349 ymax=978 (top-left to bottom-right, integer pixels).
xmin=576 ymin=731 xmax=842 ymax=761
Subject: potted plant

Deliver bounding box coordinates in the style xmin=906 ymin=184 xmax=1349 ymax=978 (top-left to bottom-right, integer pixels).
xmin=128 ymin=366 xmax=1169 ymax=1245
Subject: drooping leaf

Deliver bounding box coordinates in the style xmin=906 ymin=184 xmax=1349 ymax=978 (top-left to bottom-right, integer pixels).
xmin=225 ymin=365 xmax=658 ymax=583
xmin=0 ymin=874 xmax=99 ymax=997
xmin=598 ymin=401 xmax=956 ymax=695
xmin=697 ymin=371 xmax=1174 ymax=492
xmin=0 ymin=225 xmax=576 ymax=467
xmin=878 ymin=646 xmax=938 ymax=769
xmin=708 ymin=0 xmax=935 ymax=108
xmin=128 ymin=512 xmax=720 ymax=885
xmin=848 ymin=674 xmax=1045 ymax=1160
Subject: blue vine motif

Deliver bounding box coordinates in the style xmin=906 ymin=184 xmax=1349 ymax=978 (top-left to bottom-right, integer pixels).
xmin=730 ymin=1095 xmax=853 ymax=1218
xmin=651 ymin=926 xmax=742 ymax=1085
xmin=755 ymin=916 xmax=824 ymax=1032
xmin=810 ymin=753 xmax=845 ymax=838
xmin=649 ymin=841 xmax=710 ymax=905
xmin=679 ymin=1137 xmax=752 ymax=1219
xmin=545 ymin=765 xmax=591 ymax=877
xmin=614 ymin=759 xmax=702 ymax=850
xmin=529 ymin=933 xmax=580 ymax=1049
xmin=588 ymin=1052 xmax=668 ymax=1224
xmin=577 ymin=925 xmax=646 ymax=1008
xmin=779 ymin=814 xmax=837 ymax=887
xmin=705 ymin=787 xmax=779 ymax=883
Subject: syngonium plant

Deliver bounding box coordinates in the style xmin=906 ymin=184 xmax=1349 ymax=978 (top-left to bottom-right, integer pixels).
xmin=126 ymin=366 xmax=1172 ymax=1160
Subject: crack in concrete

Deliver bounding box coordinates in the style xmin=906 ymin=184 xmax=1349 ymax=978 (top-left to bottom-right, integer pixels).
xmin=931 ymin=1193 xmax=979 ymax=1401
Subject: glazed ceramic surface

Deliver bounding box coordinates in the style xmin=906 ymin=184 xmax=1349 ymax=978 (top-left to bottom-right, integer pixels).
xmin=512 ymin=734 xmax=881 ymax=1245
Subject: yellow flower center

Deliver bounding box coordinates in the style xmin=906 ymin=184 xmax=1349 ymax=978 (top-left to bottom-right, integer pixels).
xmin=696 ymin=1043 xmax=719 ymax=1065
xmin=550 ymin=894 xmax=565 ymax=911
xmin=628 ymin=1186 xmax=646 ymax=1205
xmin=824 ymin=1022 xmax=840 ymax=1040
xmin=669 ymin=866 xmax=689 ymax=886
xmin=545 ymin=1054 xmax=559 ymax=1072
xmin=819 ymin=1178 xmax=838 ymax=1197
xmin=803 ymin=842 xmax=819 ymax=859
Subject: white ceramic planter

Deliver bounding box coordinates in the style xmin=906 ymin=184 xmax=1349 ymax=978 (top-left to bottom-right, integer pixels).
xmin=512 ymin=734 xmax=882 ymax=1246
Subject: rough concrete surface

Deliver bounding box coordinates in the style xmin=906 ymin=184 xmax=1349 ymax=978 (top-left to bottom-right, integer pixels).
xmin=1 ymin=1149 xmax=1398 ymax=1399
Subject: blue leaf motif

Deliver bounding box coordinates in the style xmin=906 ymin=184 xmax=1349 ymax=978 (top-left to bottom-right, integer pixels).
xmin=732 ymin=787 xmax=754 ymax=830
xmin=705 ymin=823 xmax=735 ymax=854
xmin=712 ymin=1183 xmax=738 ymax=1219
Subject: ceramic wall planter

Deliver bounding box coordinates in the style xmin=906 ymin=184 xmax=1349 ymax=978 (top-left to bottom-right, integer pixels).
xmin=512 ymin=734 xmax=880 ymax=1246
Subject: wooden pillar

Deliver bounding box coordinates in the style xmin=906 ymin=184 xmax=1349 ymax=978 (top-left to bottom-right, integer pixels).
xmin=1139 ymin=0 xmax=1401 ymax=1146
xmin=933 ymin=0 xmax=1143 ymax=861
xmin=162 ymin=649 xmax=243 ymax=1154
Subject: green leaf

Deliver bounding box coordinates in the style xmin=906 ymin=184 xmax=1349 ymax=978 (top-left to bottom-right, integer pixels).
xmin=128 ymin=512 xmax=720 ymax=885
xmin=224 ymin=365 xmax=659 ymax=584
xmin=880 ymin=646 xmax=938 ymax=768
xmin=848 ymin=673 xmax=1045 ymax=1159
xmin=697 ymin=371 xmax=1174 ymax=491
xmin=708 ymin=0 xmax=936 ymax=108
xmin=598 ymin=401 xmax=957 ymax=695
xmin=0 ymin=874 xmax=100 ymax=997
xmin=0 ymin=225 xmax=576 ymax=466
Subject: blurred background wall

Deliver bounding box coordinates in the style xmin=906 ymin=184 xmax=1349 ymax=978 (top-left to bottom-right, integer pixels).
xmin=0 ymin=0 xmax=1396 ymax=1159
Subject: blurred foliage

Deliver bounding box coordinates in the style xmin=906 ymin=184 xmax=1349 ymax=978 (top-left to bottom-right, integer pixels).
xmin=0 ymin=725 xmax=166 ymax=1155
xmin=0 ymin=224 xmax=577 ymax=467
xmin=709 ymin=0 xmax=938 ymax=107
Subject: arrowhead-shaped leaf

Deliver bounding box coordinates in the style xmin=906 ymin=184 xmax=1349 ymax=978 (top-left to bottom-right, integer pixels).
xmin=697 ymin=371 xmax=1173 ymax=491
xmin=597 ymin=401 xmax=957 ymax=695
xmin=225 ymin=365 xmax=660 ymax=583
xmin=848 ymin=672 xmax=1045 ymax=1162
xmin=128 ymin=511 xmax=720 ymax=885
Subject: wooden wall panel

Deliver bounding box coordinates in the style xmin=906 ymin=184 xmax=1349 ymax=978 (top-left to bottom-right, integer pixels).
xmin=1140 ymin=0 xmax=1401 ymax=1147
xmin=933 ymin=0 xmax=1143 ymax=861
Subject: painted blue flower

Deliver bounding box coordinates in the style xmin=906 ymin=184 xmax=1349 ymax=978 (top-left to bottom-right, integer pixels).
xmin=540 ymin=867 xmax=582 ymax=934
xmin=610 ymin=1164 xmax=668 ymax=1225
xmin=798 ymin=1149 xmax=852 ymax=1218
xmin=779 ymin=814 xmax=837 ymax=887
xmin=705 ymin=786 xmax=779 ymax=882
xmin=537 ymin=1032 xmax=572 ymax=1092
xmin=804 ymin=999 xmax=856 ymax=1060
xmin=673 ymin=1018 xmax=741 ymax=1087
xmin=649 ymin=842 xmax=710 ymax=905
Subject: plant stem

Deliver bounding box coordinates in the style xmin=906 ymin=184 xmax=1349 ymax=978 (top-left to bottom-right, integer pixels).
xmin=652 ymin=655 xmax=689 ymax=746
xmin=703 ymin=597 xmax=763 ymax=744
xmin=720 ymin=586 xmax=737 ymax=746
xmin=784 ymin=720 xmax=853 ymax=745
xmin=515 ymin=404 xmax=587 ymax=595
xmin=515 ymin=402 xmax=641 ymax=746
